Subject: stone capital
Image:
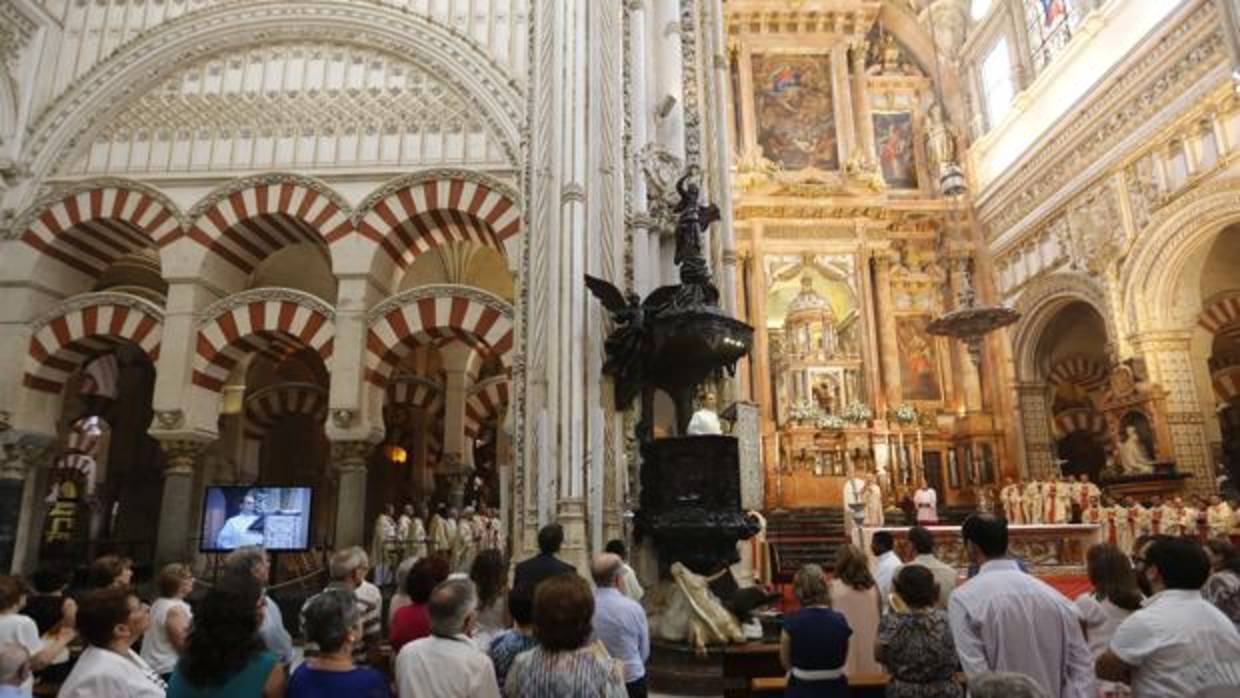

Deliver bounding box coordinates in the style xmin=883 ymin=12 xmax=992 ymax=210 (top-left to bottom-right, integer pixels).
xmin=156 ymin=437 xmax=211 ymax=475
xmin=0 ymin=433 xmax=57 ymax=480
xmin=330 ymin=440 xmax=373 ymax=470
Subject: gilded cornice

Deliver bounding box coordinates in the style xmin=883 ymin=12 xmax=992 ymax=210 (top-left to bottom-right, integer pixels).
xmin=977 ymin=0 xmax=1224 ymax=244
xmin=724 ymin=1 xmax=882 ymax=37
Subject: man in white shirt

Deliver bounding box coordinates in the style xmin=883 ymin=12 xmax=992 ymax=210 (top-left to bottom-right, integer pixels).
xmin=58 ymin=587 xmax=166 ymax=698
xmin=1097 ymin=537 xmax=1240 ymax=696
xmin=901 ymin=526 xmax=958 ymax=608
xmin=592 ymin=553 xmax=650 ymax=696
xmin=302 ymin=546 xmax=382 ymax=665
xmin=871 ymin=530 xmax=902 ymax=604
xmin=395 ymin=578 xmax=500 ymax=698
xmin=948 ymin=514 xmax=1093 ymax=698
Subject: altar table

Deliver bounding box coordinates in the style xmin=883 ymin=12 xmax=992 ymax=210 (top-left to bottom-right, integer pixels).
xmin=862 ymin=524 xmax=1102 ymax=572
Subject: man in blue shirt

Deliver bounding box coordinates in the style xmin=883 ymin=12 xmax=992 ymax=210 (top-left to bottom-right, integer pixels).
xmin=591 ymin=553 xmax=650 ymax=698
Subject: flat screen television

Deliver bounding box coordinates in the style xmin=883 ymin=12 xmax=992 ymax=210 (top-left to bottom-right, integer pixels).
xmin=200 ymin=486 xmax=313 ymax=552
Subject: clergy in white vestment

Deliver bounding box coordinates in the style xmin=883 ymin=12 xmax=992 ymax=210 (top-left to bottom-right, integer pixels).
xmin=216 ymin=490 xmax=265 ymax=549
xmin=949 ymin=514 xmax=1094 ymax=698
xmin=862 ymin=474 xmax=884 ymax=527
xmin=842 ymin=474 xmax=868 ymax=542
xmin=913 ymin=480 xmax=938 ymax=525
xmin=1023 ymin=481 xmax=1043 ymax=524
xmin=1207 ymin=495 xmax=1234 ymax=539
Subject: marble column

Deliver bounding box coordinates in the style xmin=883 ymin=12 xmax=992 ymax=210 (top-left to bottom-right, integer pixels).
xmin=150 ymin=281 xmax=222 ymax=437
xmin=1131 ymin=331 xmax=1214 ymax=494
xmin=872 ymin=250 xmax=903 ymax=408
xmin=438 ymin=344 xmax=474 ymax=509
xmin=154 ymin=438 xmax=208 ymax=565
xmin=331 ymin=440 xmax=371 ymax=548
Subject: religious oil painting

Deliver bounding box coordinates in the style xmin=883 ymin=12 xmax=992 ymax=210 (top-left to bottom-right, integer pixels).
xmin=895 ymin=314 xmax=943 ymax=402
xmin=751 ymin=53 xmax=839 ymax=171
xmin=873 ymin=112 xmax=918 ymax=189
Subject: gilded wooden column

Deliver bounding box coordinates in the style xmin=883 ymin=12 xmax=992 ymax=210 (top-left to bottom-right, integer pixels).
xmin=873 ymin=250 xmax=903 ymax=408
xmin=851 ymin=40 xmax=876 ymax=165
xmin=948 ymin=253 xmax=984 ymax=412
xmin=832 ymin=42 xmax=855 ymax=167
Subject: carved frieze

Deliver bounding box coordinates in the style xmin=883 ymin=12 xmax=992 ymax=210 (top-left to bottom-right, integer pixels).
xmin=979 ymin=2 xmax=1224 ymax=241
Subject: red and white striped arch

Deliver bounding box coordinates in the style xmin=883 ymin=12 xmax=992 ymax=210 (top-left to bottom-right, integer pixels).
xmin=1213 ymin=365 xmax=1240 ymax=404
xmin=1047 ymin=354 xmax=1110 ymax=392
xmin=24 ymin=296 xmax=162 ymax=394
xmin=1052 ymin=408 xmax=1113 ymax=453
xmin=243 ymin=383 xmax=329 ymax=443
xmin=65 ymin=416 xmax=105 ymax=455
xmin=19 ymin=183 xmax=180 ymax=278
xmin=1199 ymin=294 xmax=1240 ymax=344
xmin=356 ymin=174 xmax=520 ymax=272
xmin=193 ymin=293 xmax=335 ymax=393
xmin=187 ymin=177 xmax=351 ymax=275
xmin=385 ymin=375 xmax=444 ymax=456
xmin=79 ymin=354 xmax=120 ymax=400
xmin=465 ymin=377 xmax=509 ymax=439
xmin=365 ymin=288 xmax=513 ymax=388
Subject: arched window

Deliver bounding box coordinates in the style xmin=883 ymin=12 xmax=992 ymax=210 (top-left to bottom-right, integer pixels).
xmin=981 ymin=37 xmax=1015 ymax=128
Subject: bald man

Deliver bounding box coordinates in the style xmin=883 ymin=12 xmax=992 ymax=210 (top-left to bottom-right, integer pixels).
xmin=0 ymin=643 xmax=31 ymax=697
xmin=591 ymin=553 xmax=650 ymax=698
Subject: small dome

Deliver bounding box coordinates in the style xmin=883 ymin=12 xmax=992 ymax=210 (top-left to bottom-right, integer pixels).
xmin=787 ymin=275 xmax=834 ymax=317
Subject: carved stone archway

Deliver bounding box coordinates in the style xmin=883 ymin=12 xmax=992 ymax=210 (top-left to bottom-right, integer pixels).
xmin=1010 ymin=272 xmax=1115 ymax=382
xmin=17 ymin=1 xmax=524 ymax=194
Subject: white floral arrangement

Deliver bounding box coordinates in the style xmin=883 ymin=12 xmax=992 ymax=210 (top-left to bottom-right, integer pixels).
xmin=841 ymin=402 xmax=872 ymax=423
xmin=816 ymin=415 xmax=846 ymax=430
xmin=788 ymin=402 xmax=823 ymax=422
xmin=891 ymin=404 xmax=919 ymax=424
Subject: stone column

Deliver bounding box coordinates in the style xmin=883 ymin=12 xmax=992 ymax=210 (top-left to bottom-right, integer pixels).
xmin=150 ymin=281 xmax=223 ymax=436
xmin=0 ymin=431 xmax=55 ymax=573
xmin=331 ymin=440 xmax=371 ymax=548
xmin=154 ymin=438 xmax=208 ymax=565
xmin=872 ymin=250 xmax=903 ymax=408
xmin=652 ymin=0 xmax=685 ymax=158
xmin=438 ymin=343 xmax=474 ymax=509
xmin=1132 ymin=331 xmax=1214 ymax=494
xmin=1015 ymin=382 xmax=1054 ymax=479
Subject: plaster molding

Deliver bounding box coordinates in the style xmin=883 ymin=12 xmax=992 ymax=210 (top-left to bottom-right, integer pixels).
xmin=196 ymin=287 xmax=335 ymax=329
xmin=1120 ymin=177 xmax=1240 ymax=334
xmin=1010 ymin=272 xmax=1115 ymax=382
xmin=19 ymin=1 xmax=524 ymax=194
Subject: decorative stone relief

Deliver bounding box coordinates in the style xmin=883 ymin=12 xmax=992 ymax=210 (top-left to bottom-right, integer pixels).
xmin=980 ymin=3 xmax=1223 ymax=238
xmin=1123 ymin=155 xmax=1165 ymax=233
xmin=1060 ymin=183 xmax=1121 ymax=274
xmin=153 ymin=410 xmax=184 ymax=431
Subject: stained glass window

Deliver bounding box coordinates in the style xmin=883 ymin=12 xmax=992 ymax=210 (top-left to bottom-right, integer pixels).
xmin=1024 ymin=0 xmax=1081 ymax=75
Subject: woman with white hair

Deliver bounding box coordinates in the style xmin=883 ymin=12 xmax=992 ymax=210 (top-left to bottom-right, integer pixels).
xmin=289 ymin=589 xmax=390 ymax=698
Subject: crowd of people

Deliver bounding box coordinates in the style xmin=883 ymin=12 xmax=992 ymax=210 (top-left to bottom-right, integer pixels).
xmin=778 ymin=515 xmax=1240 ymax=697
xmin=0 ymin=523 xmax=652 ymax=698
xmin=370 ymin=504 xmax=506 ymax=584
xmin=3 ymin=504 xmax=1240 ymax=697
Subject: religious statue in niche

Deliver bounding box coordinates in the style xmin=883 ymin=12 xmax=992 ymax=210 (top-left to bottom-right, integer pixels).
xmin=751 ymin=54 xmax=839 ymax=171
xmin=873 ymin=112 xmax=918 ymax=189
xmin=1116 ymin=412 xmax=1157 ymax=475
xmin=896 ymin=315 xmax=943 ymax=402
